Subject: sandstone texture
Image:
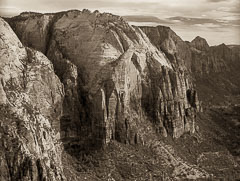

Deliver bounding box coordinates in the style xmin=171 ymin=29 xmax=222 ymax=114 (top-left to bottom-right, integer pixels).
xmin=0 ymin=18 xmax=65 ymax=181
xmin=190 ymin=36 xmax=210 ymax=52
xmin=6 ymin=10 xmax=200 ymax=147
xmin=3 ymin=9 xmax=240 ymax=180
xmin=140 ymin=25 xmax=240 ymax=105
xmin=141 ymin=26 xmax=240 ymax=75
xmin=139 ymin=26 xmax=193 ymax=71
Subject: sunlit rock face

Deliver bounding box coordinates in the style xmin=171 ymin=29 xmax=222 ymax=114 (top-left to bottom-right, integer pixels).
xmin=6 ymin=10 xmax=200 ymax=148
xmin=3 ymin=10 xmax=239 ymax=180
xmin=0 ymin=18 xmax=65 ymax=181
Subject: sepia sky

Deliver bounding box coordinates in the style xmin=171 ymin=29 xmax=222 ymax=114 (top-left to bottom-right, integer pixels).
xmin=0 ymin=0 xmax=239 ymax=45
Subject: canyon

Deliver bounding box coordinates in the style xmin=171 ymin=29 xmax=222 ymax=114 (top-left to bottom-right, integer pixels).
xmin=0 ymin=10 xmax=239 ymax=180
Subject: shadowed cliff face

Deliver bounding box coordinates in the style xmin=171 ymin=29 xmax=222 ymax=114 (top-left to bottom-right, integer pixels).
xmin=190 ymin=36 xmax=210 ymax=52
xmin=6 ymin=10 xmax=200 ymax=149
xmin=141 ymin=26 xmax=240 ymax=75
xmin=140 ymin=26 xmax=240 ymax=105
xmin=139 ymin=26 xmax=193 ymax=72
xmin=2 ymin=10 xmax=240 ymax=180
xmin=0 ymin=18 xmax=64 ymax=181
xmin=189 ymin=38 xmax=240 ymax=105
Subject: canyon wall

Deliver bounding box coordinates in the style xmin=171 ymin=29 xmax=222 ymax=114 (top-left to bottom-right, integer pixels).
xmin=6 ymin=10 xmax=200 ymax=149
xmin=2 ymin=10 xmax=239 ymax=180
xmin=0 ymin=18 xmax=65 ymax=181
xmin=141 ymin=26 xmax=240 ymax=105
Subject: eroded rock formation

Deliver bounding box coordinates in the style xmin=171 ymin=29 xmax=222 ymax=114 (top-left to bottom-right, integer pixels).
xmin=141 ymin=26 xmax=240 ymax=76
xmin=139 ymin=26 xmax=193 ymax=71
xmin=190 ymin=36 xmax=210 ymax=52
xmin=6 ymin=10 xmax=200 ymax=148
xmin=0 ymin=18 xmax=65 ymax=181
xmin=2 ymin=9 xmax=239 ymax=180
xmin=140 ymin=25 xmax=240 ymax=105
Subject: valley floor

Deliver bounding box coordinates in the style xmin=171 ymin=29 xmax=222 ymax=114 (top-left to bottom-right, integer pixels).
xmin=61 ymin=106 xmax=240 ymax=181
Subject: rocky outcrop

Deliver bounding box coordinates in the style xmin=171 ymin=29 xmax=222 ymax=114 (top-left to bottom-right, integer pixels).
xmin=141 ymin=25 xmax=240 ymax=105
xmin=3 ymin=9 xmax=240 ymax=180
xmin=5 ymin=12 xmax=55 ymax=54
xmin=0 ymin=18 xmax=65 ymax=180
xmin=190 ymin=41 xmax=233 ymax=74
xmin=141 ymin=26 xmax=240 ymax=75
xmin=6 ymin=10 xmax=200 ymax=148
xmin=190 ymin=36 xmax=210 ymax=52
xmin=189 ymin=37 xmax=240 ymax=75
xmin=140 ymin=26 xmax=193 ymax=71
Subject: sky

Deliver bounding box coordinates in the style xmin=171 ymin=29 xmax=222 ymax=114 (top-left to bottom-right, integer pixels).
xmin=0 ymin=0 xmax=239 ymax=45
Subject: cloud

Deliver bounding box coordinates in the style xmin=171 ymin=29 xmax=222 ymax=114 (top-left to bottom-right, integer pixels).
xmin=168 ymin=16 xmax=240 ymax=26
xmin=123 ymin=16 xmax=169 ymax=24
xmin=207 ymin=0 xmax=227 ymax=3
xmin=168 ymin=17 xmax=221 ymax=25
xmin=0 ymin=0 xmax=239 ymax=45
xmin=127 ymin=15 xmax=240 ymax=45
xmin=0 ymin=7 xmax=22 ymax=17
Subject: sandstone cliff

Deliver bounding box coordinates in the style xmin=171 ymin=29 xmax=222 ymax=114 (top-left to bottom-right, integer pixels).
xmin=139 ymin=26 xmax=193 ymax=71
xmin=2 ymin=9 xmax=240 ymax=180
xmin=141 ymin=26 xmax=240 ymax=75
xmin=0 ymin=18 xmax=65 ymax=181
xmin=140 ymin=26 xmax=240 ymax=105
xmin=189 ymin=37 xmax=240 ymax=104
xmin=190 ymin=36 xmax=210 ymax=52
xmin=6 ymin=10 xmax=200 ymax=148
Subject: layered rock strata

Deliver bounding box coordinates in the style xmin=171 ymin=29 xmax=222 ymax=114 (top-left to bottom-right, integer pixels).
xmin=140 ymin=25 xmax=240 ymax=75
xmin=6 ymin=10 xmax=200 ymax=148
xmin=140 ymin=25 xmax=240 ymax=105
xmin=0 ymin=18 xmax=65 ymax=181
xmin=139 ymin=26 xmax=193 ymax=72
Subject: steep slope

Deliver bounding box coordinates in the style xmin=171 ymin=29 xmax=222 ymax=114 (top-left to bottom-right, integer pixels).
xmin=141 ymin=26 xmax=240 ymax=105
xmin=6 ymin=10 xmax=200 ymax=148
xmin=138 ymin=26 xmax=193 ymax=71
xmin=190 ymin=39 xmax=240 ymax=104
xmin=2 ymin=10 xmax=240 ymax=180
xmin=141 ymin=25 xmax=240 ymax=179
xmin=0 ymin=18 xmax=65 ymax=180
xmin=4 ymin=10 xmax=220 ymax=180
xmin=189 ymin=40 xmax=234 ymax=74
xmin=190 ymin=36 xmax=210 ymax=52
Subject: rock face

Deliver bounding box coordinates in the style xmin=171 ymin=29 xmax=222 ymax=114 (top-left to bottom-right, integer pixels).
xmin=190 ymin=36 xmax=210 ymax=52
xmin=190 ymin=41 xmax=232 ymax=74
xmin=190 ymin=36 xmax=240 ymax=78
xmin=0 ymin=18 xmax=65 ymax=180
xmin=140 ymin=25 xmax=240 ymax=105
xmin=5 ymin=12 xmax=54 ymax=54
xmin=6 ymin=10 xmax=200 ymax=148
xmin=2 ymin=10 xmax=239 ymax=180
xmin=141 ymin=26 xmax=240 ymax=75
xmin=139 ymin=26 xmax=193 ymax=71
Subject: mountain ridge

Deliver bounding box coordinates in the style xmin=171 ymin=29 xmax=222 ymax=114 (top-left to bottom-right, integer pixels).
xmin=1 ymin=9 xmax=240 ymax=180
